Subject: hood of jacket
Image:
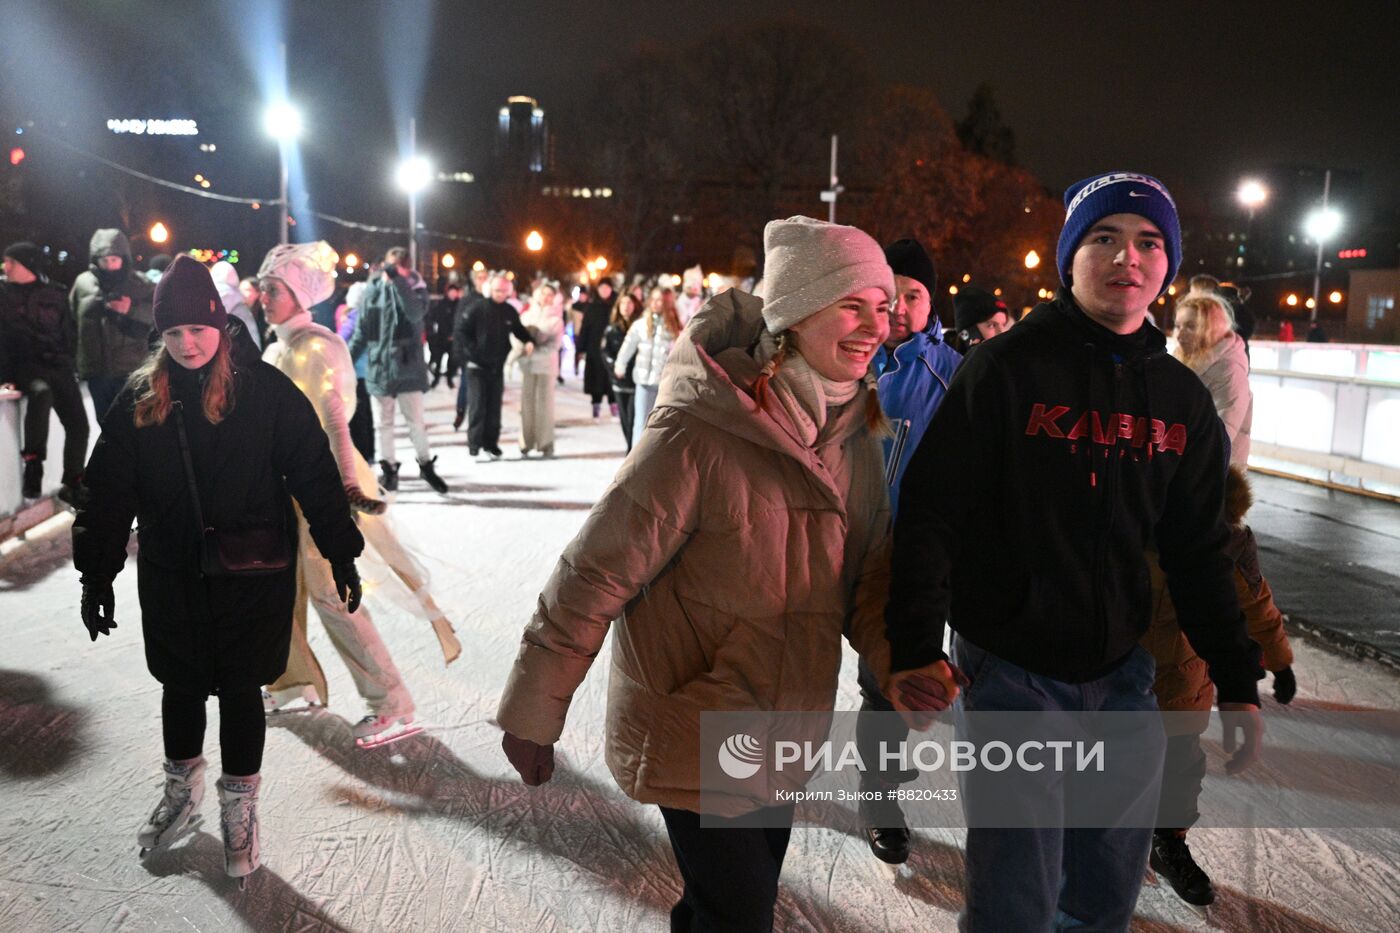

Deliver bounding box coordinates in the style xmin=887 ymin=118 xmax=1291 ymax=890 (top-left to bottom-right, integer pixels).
xmin=88 ymin=229 xmax=132 ymax=267
xmin=1019 ymin=288 xmax=1168 ymax=362
xmin=657 ymin=288 xmax=873 ymax=467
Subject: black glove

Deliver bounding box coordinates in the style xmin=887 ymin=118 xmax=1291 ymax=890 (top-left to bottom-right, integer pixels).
xmin=1272 ymin=666 xmax=1297 ymax=705
xmin=80 ymin=577 xmax=117 ymax=641
xmin=331 ymin=560 xmax=362 ymax=613
xmin=502 ymin=731 xmax=556 ymax=786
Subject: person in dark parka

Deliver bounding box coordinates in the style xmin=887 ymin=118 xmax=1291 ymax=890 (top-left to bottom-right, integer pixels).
xmin=71 ymin=255 xmax=364 ymax=883
xmin=574 ymin=278 xmax=617 ymax=416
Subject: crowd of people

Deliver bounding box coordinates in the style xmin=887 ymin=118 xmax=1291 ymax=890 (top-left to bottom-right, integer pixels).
xmin=0 ymin=167 xmax=1303 ymax=928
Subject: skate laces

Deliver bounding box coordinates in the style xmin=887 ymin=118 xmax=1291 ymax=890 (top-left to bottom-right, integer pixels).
xmin=220 ymin=788 xmax=257 ymax=851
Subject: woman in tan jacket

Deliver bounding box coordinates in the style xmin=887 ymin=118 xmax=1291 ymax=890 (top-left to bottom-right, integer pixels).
xmin=497 ymin=216 xmax=942 ymax=931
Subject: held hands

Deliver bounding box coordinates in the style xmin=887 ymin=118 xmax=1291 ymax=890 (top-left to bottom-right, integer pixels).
xmin=502 ymin=731 xmax=556 ymax=786
xmin=887 ymin=659 xmax=969 ymax=731
xmin=80 ymin=577 xmax=117 ymax=641
xmin=331 ymin=560 xmax=363 ymax=613
xmin=1271 ymin=666 xmax=1297 ymax=705
xmin=345 ymin=484 xmax=387 ymax=516
xmin=1219 ymin=702 xmax=1264 ymax=775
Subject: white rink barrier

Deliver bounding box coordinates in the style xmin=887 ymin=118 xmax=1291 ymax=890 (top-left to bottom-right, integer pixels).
xmin=1248 ymin=340 xmax=1400 ymax=496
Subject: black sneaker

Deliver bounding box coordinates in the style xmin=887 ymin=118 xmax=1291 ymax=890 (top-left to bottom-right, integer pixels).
xmin=417 ymin=456 xmax=449 ymax=494
xmin=378 ymin=460 xmax=399 ymax=493
xmin=21 ymin=458 xmax=42 ymax=499
xmin=1151 ymin=831 xmax=1216 ymax=906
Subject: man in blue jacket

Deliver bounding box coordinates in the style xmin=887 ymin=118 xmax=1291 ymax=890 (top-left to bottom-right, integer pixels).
xmin=855 ymin=238 xmax=962 ymax=864
xmin=886 ymin=172 xmax=1264 ymax=930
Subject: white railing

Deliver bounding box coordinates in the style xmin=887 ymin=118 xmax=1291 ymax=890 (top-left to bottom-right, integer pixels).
xmin=1248 ymin=341 xmax=1400 ymax=496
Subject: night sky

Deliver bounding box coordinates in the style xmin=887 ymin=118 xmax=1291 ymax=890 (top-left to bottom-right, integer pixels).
xmin=5 ymin=0 xmax=1398 ymax=230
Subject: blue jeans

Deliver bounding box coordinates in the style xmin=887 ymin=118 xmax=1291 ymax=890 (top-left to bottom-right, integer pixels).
xmin=633 ymin=383 xmax=660 ymax=441
xmin=953 ymin=635 xmax=1165 ymax=932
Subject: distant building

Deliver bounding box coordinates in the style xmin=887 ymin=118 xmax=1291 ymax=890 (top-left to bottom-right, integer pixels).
xmin=496 ymin=96 xmax=549 ymax=174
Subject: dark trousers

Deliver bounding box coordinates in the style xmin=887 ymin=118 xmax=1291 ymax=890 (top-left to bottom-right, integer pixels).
xmin=350 ymin=377 xmax=375 ymax=462
xmin=19 ymin=370 xmax=89 ymax=483
xmin=1156 ymin=732 xmax=1207 ymax=832
xmin=428 ymin=347 xmax=452 ymax=384
xmin=161 ymin=685 xmax=266 ymax=776
xmin=659 ymin=804 xmax=794 ymax=933
xmin=465 ymin=364 xmax=504 ymax=452
xmin=86 ymin=375 xmax=127 ymax=429
xmin=855 ymin=656 xmax=914 ymax=786
xmin=615 ymin=388 xmax=636 ymax=451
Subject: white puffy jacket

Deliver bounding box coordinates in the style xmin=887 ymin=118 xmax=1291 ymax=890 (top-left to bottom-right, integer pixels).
xmin=614 ymin=314 xmax=677 ymax=386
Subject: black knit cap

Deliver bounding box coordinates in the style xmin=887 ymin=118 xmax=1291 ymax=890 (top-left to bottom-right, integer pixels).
xmin=882 ymin=238 xmax=937 ymax=299
xmin=953 ymin=286 xmax=1008 ymax=334
xmin=153 ymin=254 xmax=227 ymax=333
xmin=3 ymin=241 xmax=43 ymax=278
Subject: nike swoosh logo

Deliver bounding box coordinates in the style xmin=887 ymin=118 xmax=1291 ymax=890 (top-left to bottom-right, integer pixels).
xmin=1129 ymin=191 xmax=1150 ymax=197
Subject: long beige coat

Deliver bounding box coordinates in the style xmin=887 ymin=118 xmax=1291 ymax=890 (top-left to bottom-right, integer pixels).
xmin=497 ymin=289 xmax=893 ymax=814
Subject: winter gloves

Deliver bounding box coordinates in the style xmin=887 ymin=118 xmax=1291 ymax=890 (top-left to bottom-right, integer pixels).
xmin=1272 ymin=666 xmax=1297 ymax=705
xmin=80 ymin=577 xmax=117 ymax=641
xmin=502 ymin=732 xmax=555 ymax=786
xmin=331 ymin=561 xmax=363 ymax=613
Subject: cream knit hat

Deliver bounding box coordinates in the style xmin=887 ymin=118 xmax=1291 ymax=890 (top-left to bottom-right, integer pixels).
xmin=760 ymin=216 xmax=894 ymax=334
xmin=257 ymin=241 xmax=339 ymax=311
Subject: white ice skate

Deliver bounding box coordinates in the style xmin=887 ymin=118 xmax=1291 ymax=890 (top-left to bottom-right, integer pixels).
xmin=262 ymin=685 xmax=322 ymax=714
xmin=137 ymin=756 xmax=206 ymax=857
xmin=352 ymin=711 xmax=422 ymax=749
xmin=217 ymin=774 xmax=261 ymax=888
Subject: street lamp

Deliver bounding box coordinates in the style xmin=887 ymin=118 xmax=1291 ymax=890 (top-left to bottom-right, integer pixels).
xmin=344 ymin=252 xmax=360 ymax=270
xmin=263 ymin=101 xmax=302 ymax=246
xmin=1237 ymin=179 xmax=1268 ymax=213
xmin=1304 ymin=203 xmax=1342 ymax=323
xmin=1236 ymin=178 xmax=1268 ymax=273
xmin=149 ymin=222 xmax=169 ymax=245
xmin=595 ymin=256 xmax=608 ymax=271
xmin=525 ymin=230 xmax=544 ymax=252
xmin=1024 ymin=249 xmax=1040 ymax=270
xmin=441 ymin=253 xmax=456 ymax=269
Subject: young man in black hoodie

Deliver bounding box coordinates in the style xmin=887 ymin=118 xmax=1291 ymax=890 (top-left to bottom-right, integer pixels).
xmin=885 ymin=172 xmax=1264 ymax=930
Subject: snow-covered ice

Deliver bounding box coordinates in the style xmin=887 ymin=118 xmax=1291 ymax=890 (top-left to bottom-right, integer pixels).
xmin=2 ymin=375 xmax=1398 ymax=931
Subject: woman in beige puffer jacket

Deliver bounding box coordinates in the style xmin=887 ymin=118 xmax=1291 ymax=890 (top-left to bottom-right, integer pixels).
xmin=498 ymin=216 xmax=944 ymax=931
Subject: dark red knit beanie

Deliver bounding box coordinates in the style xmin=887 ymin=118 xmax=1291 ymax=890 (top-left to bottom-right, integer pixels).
xmin=153 ymin=254 xmax=227 ymax=332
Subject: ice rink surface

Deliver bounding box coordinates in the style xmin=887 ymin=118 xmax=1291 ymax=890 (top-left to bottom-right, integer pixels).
xmin=2 ymin=374 xmax=1398 ymax=932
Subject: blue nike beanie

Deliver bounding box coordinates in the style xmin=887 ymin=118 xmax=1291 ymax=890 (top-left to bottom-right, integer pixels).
xmin=1056 ymin=171 xmax=1181 ymax=298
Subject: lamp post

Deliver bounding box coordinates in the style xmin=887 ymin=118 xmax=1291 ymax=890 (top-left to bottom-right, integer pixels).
xmin=395 ymin=118 xmax=433 ymax=272
xmin=1236 ymin=178 xmax=1268 ymax=274
xmin=1303 ymin=170 xmax=1341 ymax=324
xmin=263 ymin=101 xmax=302 ymax=246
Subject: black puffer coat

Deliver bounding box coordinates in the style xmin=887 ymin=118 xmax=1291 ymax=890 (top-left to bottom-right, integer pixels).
xmin=72 ymin=358 xmax=364 ymax=692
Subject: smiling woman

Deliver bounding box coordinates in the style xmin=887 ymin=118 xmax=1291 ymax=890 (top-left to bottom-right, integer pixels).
xmin=496 ymin=215 xmax=947 ymax=930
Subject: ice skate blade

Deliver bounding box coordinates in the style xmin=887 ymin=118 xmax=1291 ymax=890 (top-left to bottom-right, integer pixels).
xmin=354 ymin=724 xmax=424 ymax=749
xmin=265 ymin=702 xmax=323 ymax=716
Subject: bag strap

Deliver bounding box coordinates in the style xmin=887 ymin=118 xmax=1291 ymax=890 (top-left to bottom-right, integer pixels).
xmin=171 ymin=401 xmax=208 ymax=534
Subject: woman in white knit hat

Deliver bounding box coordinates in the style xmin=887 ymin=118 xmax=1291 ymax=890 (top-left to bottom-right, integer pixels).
xmin=497 ymin=216 xmax=946 ymax=930
xmin=257 ymin=243 xmax=462 ymax=748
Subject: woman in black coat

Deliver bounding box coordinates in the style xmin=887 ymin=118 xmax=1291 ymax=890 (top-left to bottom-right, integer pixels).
xmin=71 ymin=256 xmax=364 ymax=883
xmin=574 ymin=279 xmax=616 ymax=416
xmin=600 ymin=292 xmax=641 ymax=451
